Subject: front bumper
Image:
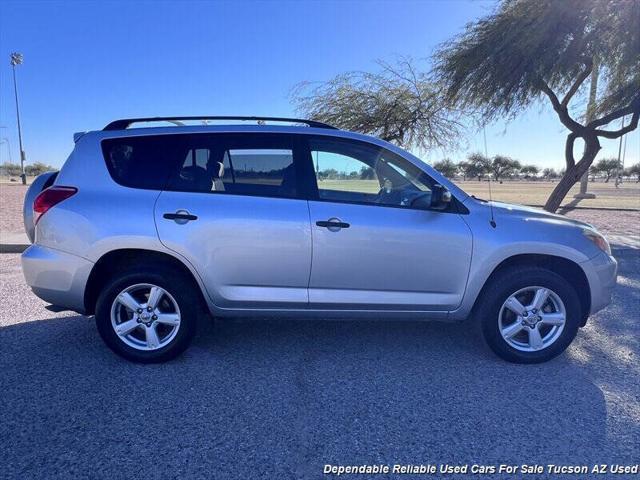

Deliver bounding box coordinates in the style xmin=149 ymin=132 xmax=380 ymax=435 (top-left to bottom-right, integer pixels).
xmin=21 ymin=244 xmax=94 ymax=314
xmin=581 ymin=250 xmax=618 ymax=315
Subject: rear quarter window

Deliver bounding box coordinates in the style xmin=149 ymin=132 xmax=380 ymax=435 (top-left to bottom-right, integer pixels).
xmin=101 ymin=135 xmax=183 ymax=190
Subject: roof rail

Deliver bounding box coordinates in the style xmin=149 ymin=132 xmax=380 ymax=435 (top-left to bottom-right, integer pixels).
xmin=103 ymin=116 xmax=337 ymax=131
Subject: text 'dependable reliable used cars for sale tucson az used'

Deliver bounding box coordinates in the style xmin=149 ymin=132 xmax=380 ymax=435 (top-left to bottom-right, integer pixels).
xmin=21 ymin=116 xmax=617 ymax=363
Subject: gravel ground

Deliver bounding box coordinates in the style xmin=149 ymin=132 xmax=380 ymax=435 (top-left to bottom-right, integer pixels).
xmin=566 ymin=209 xmax=640 ymax=237
xmin=1 ymin=247 xmax=639 ymax=479
xmin=0 ymin=184 xmax=27 ymax=234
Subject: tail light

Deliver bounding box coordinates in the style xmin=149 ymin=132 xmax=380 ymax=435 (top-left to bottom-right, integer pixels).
xmin=33 ymin=186 xmax=77 ymax=224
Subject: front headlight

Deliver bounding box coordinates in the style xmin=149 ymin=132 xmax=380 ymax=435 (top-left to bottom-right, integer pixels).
xmin=583 ymin=228 xmax=611 ymax=255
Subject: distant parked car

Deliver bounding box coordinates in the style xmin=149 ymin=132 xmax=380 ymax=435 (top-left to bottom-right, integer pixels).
xmin=22 ymin=116 xmax=617 ymax=363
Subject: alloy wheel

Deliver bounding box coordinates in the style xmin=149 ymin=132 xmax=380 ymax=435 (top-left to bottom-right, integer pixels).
xmin=498 ymin=286 xmax=566 ymax=352
xmin=110 ymin=283 xmax=181 ymax=351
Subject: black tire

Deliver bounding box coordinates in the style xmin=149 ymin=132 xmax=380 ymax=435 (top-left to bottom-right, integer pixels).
xmin=477 ymin=266 xmax=582 ymax=364
xmin=95 ymin=264 xmax=198 ymax=363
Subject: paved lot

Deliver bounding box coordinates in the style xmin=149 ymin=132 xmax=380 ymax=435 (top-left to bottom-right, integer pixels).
xmin=1 ymin=212 xmax=639 ymax=478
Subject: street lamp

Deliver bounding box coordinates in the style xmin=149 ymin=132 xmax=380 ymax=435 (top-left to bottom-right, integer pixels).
xmin=1 ymin=137 xmax=13 ymax=163
xmin=10 ymin=52 xmax=27 ymax=185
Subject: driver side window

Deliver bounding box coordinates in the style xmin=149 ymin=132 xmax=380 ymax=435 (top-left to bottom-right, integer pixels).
xmin=309 ymin=137 xmax=431 ymax=208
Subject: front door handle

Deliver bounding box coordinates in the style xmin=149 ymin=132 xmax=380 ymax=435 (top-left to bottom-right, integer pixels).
xmin=163 ymin=210 xmax=198 ymax=224
xmin=316 ymin=218 xmax=350 ymax=230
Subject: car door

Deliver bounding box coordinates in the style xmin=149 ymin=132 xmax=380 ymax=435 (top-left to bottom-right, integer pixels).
xmin=154 ymin=132 xmax=312 ymax=309
xmin=303 ymin=135 xmax=472 ymax=312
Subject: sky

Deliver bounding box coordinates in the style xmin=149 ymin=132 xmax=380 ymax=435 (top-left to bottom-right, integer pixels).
xmin=0 ymin=0 xmax=637 ymax=171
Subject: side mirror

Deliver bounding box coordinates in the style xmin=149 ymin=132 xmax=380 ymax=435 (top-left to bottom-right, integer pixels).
xmin=410 ymin=185 xmax=452 ymax=210
xmin=430 ymin=184 xmax=452 ymax=210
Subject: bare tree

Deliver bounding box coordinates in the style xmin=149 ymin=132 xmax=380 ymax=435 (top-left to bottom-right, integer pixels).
xmin=291 ymin=58 xmax=463 ymax=151
xmin=434 ymin=0 xmax=640 ymax=212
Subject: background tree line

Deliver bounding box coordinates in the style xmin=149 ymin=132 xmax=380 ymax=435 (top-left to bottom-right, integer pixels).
xmin=432 ymin=155 xmax=640 ymax=183
xmin=0 ymin=162 xmax=57 ymax=178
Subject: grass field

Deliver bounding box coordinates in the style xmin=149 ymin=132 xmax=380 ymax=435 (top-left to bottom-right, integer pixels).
xmin=318 ymin=179 xmax=640 ymax=209
xmin=460 ymin=180 xmax=640 ymax=209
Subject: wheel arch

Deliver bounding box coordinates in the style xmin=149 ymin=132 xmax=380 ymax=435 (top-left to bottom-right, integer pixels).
xmin=84 ymin=248 xmax=210 ymax=316
xmin=470 ymin=254 xmax=591 ymax=326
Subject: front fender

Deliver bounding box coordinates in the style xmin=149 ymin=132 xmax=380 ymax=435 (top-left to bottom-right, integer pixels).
xmin=450 ymin=208 xmax=594 ymax=321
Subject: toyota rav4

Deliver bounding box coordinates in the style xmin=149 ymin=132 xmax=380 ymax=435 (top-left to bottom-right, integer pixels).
xmin=21 ymin=116 xmax=617 ymax=363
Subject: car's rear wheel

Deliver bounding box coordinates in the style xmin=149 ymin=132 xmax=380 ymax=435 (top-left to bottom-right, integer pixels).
xmin=95 ymin=266 xmax=197 ymax=363
xmin=477 ymin=266 xmax=582 ymax=363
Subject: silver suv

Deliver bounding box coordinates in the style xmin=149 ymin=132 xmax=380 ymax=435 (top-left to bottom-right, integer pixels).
xmin=22 ymin=116 xmax=617 ymax=363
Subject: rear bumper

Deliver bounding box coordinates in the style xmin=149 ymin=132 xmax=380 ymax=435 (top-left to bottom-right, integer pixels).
xmin=581 ymin=251 xmax=618 ymax=315
xmin=21 ymin=245 xmax=94 ymax=314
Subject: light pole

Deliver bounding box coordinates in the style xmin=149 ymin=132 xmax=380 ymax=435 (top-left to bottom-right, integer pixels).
xmin=10 ymin=52 xmax=26 ymax=185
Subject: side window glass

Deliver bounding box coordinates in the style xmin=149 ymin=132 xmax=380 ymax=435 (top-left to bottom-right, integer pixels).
xmin=309 ymin=137 xmax=431 ymax=208
xmin=101 ymin=135 xmax=183 ymax=190
xmin=166 ymin=134 xmax=298 ymax=198
xmin=313 ymin=151 xmax=380 ymax=197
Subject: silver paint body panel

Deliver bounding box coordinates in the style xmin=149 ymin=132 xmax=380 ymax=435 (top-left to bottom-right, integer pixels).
xmin=155 ymin=191 xmax=312 ymax=309
xmin=307 ymin=201 xmax=472 ymax=311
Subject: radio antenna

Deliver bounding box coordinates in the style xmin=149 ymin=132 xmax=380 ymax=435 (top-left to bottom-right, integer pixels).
xmin=484 ymin=127 xmax=496 ymax=228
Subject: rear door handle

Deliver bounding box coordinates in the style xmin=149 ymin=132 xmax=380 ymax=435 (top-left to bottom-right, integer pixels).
xmin=316 ymin=218 xmax=350 ymax=230
xmin=163 ymin=210 xmax=198 ymax=224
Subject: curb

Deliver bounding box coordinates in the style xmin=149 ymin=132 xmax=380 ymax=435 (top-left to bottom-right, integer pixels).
xmin=0 ymin=244 xmax=29 ymax=254
xmin=0 ymin=232 xmax=31 ymax=254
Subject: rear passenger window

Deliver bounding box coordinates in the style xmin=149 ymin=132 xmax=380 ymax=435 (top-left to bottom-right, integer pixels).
xmin=102 ymin=133 xmax=299 ymax=197
xmin=166 ymin=134 xmax=299 ymax=198
xmin=102 ymin=135 xmax=183 ymax=190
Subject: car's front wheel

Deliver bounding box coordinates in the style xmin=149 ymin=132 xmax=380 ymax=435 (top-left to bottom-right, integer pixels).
xmin=95 ymin=266 xmax=198 ymax=363
xmin=477 ymin=266 xmax=582 ymax=363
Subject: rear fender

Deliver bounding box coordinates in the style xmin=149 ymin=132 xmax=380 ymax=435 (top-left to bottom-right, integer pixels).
xmin=23 ymin=171 xmax=58 ymax=243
